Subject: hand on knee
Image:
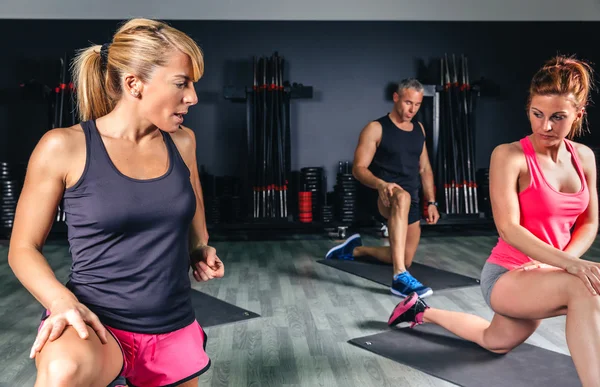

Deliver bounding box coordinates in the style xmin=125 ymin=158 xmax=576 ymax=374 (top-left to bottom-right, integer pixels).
xmin=567 ymin=274 xmax=600 ymax=307
xmin=391 ymin=190 xmax=411 ymax=211
xmin=40 ymin=358 xmax=84 ymax=387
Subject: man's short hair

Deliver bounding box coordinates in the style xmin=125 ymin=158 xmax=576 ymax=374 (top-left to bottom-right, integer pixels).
xmin=397 ymin=78 xmax=424 ymax=95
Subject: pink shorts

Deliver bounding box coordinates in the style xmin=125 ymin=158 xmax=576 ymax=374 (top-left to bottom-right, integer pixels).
xmin=40 ymin=311 xmax=211 ymax=387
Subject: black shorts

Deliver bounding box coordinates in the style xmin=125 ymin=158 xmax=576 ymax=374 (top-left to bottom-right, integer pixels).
xmin=361 ymin=187 xmax=421 ymax=225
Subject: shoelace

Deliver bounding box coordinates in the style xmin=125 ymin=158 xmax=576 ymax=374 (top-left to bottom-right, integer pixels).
xmin=399 ymin=273 xmax=423 ymax=289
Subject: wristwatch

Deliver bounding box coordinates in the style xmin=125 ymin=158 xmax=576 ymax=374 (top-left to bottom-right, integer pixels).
xmin=427 ymin=201 xmax=438 ymax=207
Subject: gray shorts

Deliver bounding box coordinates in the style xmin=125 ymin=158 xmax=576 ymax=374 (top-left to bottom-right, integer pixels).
xmin=480 ymin=262 xmax=509 ymax=308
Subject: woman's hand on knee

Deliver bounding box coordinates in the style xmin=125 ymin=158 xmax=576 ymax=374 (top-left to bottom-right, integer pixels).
xmin=30 ymin=298 xmax=108 ymax=359
xmin=565 ymin=260 xmax=600 ymax=296
xmin=520 ymin=260 xmax=556 ymax=271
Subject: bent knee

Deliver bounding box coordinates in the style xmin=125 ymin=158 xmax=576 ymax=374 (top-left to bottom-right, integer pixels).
xmin=391 ymin=190 xmax=411 ymax=208
xmin=566 ymin=274 xmax=600 ymax=304
xmin=486 ymin=346 xmax=514 ymax=355
xmin=482 ymin=334 xmax=520 ymax=355
xmin=40 ymin=358 xmax=85 ymax=386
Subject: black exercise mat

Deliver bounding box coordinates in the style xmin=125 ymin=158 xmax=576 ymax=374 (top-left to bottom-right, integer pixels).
xmin=317 ymin=259 xmax=479 ymax=290
xmin=191 ymin=290 xmax=260 ymax=327
xmin=349 ymin=324 xmax=579 ymax=387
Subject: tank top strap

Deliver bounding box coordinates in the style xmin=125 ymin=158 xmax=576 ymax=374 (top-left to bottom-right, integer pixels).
xmin=79 ymin=120 xmax=95 ymax=150
xmin=163 ymin=130 xmax=190 ymax=177
xmin=377 ymin=114 xmax=392 ymax=132
xmin=564 ymin=139 xmax=588 ymax=191
xmin=520 ymin=136 xmax=544 ymax=189
xmin=79 ymin=120 xmax=105 ymax=169
xmin=82 ymin=119 xmax=127 ymax=174
xmin=415 ymin=121 xmax=426 ymax=140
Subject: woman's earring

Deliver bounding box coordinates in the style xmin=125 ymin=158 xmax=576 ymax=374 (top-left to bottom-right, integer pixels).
xmin=131 ymin=90 xmax=140 ymax=98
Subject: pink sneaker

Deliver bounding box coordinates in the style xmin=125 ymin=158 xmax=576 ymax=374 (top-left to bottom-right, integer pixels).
xmin=388 ymin=292 xmax=430 ymax=328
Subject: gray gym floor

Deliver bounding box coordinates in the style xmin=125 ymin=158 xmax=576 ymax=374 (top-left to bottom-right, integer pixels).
xmin=1 ymin=230 xmax=596 ymax=387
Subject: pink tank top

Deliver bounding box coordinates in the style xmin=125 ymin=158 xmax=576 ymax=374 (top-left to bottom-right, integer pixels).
xmin=487 ymin=136 xmax=589 ymax=270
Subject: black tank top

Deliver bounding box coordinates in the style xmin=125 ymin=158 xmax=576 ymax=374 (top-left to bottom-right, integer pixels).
xmin=368 ymin=114 xmax=425 ymax=200
xmin=62 ymin=120 xmax=197 ymax=333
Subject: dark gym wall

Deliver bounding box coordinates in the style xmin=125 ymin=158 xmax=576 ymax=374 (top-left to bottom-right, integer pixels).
xmin=0 ymin=20 xmax=598 ymax=191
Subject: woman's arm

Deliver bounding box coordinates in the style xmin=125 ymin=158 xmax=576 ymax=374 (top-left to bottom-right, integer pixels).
xmin=8 ymin=127 xmax=108 ymax=356
xmin=172 ymin=126 xmax=223 ymax=281
xmin=178 ymin=126 xmax=209 ymax=250
xmin=8 ymin=129 xmax=80 ymax=309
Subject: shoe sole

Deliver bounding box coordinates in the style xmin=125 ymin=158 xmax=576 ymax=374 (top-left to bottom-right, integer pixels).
xmin=390 ymin=287 xmax=433 ymax=299
xmin=388 ymin=292 xmax=418 ymax=326
xmin=325 ymin=233 xmax=361 ymax=259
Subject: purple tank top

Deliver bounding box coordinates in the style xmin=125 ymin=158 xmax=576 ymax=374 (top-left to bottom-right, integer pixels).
xmin=61 ymin=120 xmax=196 ymax=333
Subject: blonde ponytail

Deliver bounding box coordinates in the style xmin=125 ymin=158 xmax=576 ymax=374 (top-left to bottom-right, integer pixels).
xmin=72 ymin=45 xmax=114 ymax=121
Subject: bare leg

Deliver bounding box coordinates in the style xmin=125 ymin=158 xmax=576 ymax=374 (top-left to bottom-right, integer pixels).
xmin=352 ymin=221 xmax=420 ymax=267
xmin=403 ymin=220 xmax=421 ymax=268
xmin=35 ymin=325 xmax=123 ymax=387
xmin=566 ymin=293 xmax=600 ymax=387
xmin=416 ymin=267 xmax=600 ymax=386
xmin=353 ymin=246 xmax=392 ymax=264
xmin=423 ymin=308 xmax=540 ymax=354
xmin=376 ymin=188 xmax=411 ymax=275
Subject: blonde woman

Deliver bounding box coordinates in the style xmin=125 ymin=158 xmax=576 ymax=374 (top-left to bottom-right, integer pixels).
xmin=8 ymin=19 xmax=223 ymax=387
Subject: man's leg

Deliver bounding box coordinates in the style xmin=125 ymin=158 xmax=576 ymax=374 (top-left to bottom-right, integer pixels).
xmin=379 ymin=191 xmax=432 ymax=297
xmin=404 ymin=208 xmax=422 ymax=268
xmin=325 ymin=187 xmax=406 ymax=263
xmin=353 ymin=211 xmax=421 ymax=266
xmin=353 ymin=246 xmax=392 ymax=263
xmin=324 ymin=188 xmax=431 ymax=297
xmin=376 ymin=187 xmax=410 ymax=274
xmin=324 ymin=186 xmax=387 ymax=261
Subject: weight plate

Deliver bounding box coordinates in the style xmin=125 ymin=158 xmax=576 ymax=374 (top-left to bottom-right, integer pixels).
xmin=336 ymin=184 xmax=357 ymax=190
xmin=301 ymin=167 xmax=323 ymax=173
xmin=302 ymin=170 xmax=322 ymax=177
xmin=302 ymin=178 xmax=322 ymax=183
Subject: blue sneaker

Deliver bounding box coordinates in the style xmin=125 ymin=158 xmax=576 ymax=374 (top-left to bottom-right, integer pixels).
xmin=391 ymin=271 xmax=433 ymax=298
xmin=325 ymin=233 xmax=362 ymax=260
